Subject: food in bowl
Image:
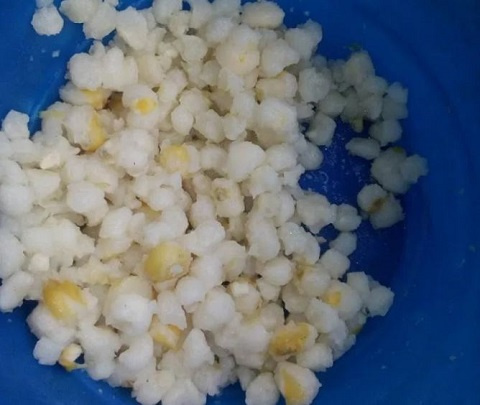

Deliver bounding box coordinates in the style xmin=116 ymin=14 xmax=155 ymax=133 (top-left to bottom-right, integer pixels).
xmin=0 ymin=0 xmax=427 ymax=404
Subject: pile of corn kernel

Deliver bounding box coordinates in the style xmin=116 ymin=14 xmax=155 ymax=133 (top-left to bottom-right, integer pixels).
xmin=0 ymin=1 xmax=427 ymax=405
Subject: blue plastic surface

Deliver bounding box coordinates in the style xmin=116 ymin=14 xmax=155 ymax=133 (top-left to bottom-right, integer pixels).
xmin=1 ymin=1 xmax=480 ymax=404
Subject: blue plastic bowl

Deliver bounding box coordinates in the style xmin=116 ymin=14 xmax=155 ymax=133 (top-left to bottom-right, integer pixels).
xmin=1 ymin=1 xmax=479 ymax=404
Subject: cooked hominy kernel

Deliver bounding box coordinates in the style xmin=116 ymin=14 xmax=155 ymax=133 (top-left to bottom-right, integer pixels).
xmin=0 ymin=2 xmax=427 ymax=404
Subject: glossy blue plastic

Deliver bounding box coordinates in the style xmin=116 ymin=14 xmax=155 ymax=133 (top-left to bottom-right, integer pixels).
xmin=1 ymin=1 xmax=479 ymax=404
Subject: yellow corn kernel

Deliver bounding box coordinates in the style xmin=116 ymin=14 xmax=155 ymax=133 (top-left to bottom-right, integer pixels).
xmin=269 ymin=322 xmax=312 ymax=358
xmin=43 ymin=280 xmax=85 ymax=321
xmin=323 ymin=289 xmax=342 ymax=308
xmin=133 ymin=97 xmax=158 ymax=115
xmin=59 ymin=343 xmax=83 ymax=372
xmin=144 ymin=242 xmax=192 ymax=283
xmin=281 ymin=369 xmax=306 ymax=405
xmin=149 ymin=316 xmax=182 ymax=350
xmin=83 ymin=113 xmax=107 ymax=153
xmin=158 ymin=145 xmax=190 ymax=174
xmin=81 ymin=89 xmax=108 ymax=110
